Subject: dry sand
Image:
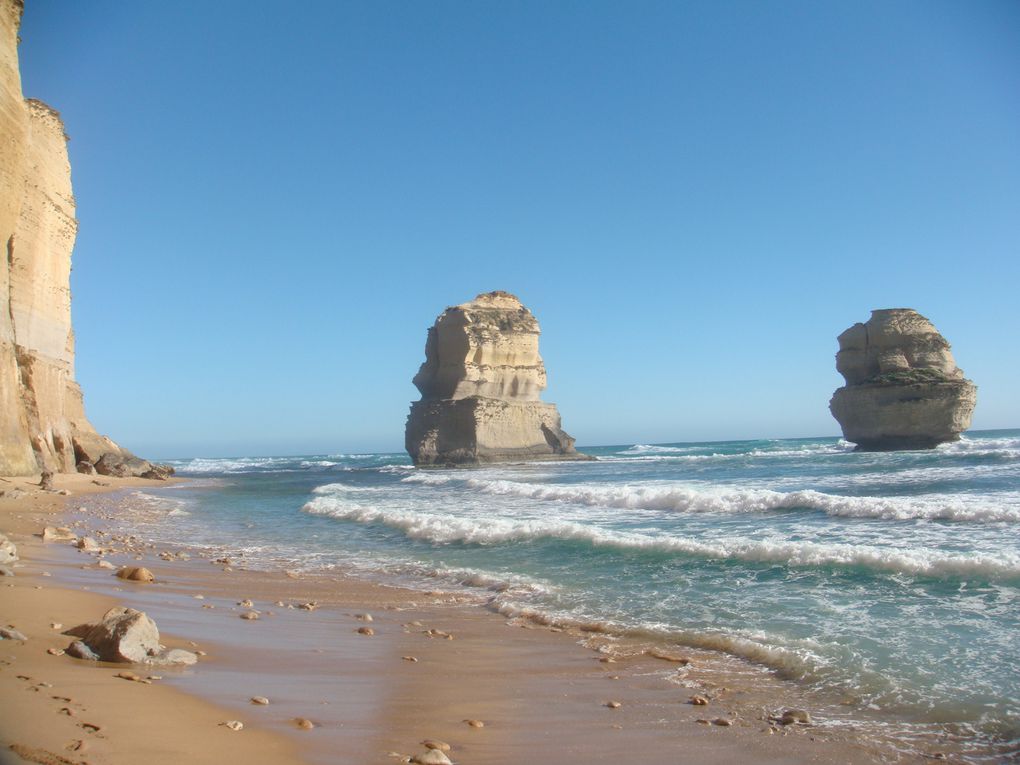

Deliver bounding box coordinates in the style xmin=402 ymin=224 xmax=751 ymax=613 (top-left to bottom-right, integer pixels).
xmin=0 ymin=474 xmax=916 ymax=764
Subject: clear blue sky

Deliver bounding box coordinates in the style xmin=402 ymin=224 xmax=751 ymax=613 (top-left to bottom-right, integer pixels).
xmin=18 ymin=1 xmax=1020 ymax=458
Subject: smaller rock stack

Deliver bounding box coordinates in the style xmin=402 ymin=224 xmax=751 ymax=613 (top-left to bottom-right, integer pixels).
xmin=829 ymin=309 xmax=977 ymax=450
xmin=405 ymin=291 xmax=588 ymax=466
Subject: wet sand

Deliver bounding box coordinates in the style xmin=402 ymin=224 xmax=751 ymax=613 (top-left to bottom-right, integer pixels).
xmin=1 ymin=474 xmax=917 ymax=764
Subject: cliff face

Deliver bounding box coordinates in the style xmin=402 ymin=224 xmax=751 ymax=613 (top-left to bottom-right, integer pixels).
xmin=829 ymin=309 xmax=977 ymax=451
xmin=406 ymin=291 xmax=588 ymax=466
xmin=0 ymin=0 xmax=162 ymax=477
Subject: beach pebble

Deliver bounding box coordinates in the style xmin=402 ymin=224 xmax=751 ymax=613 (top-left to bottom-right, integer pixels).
xmin=1 ymin=627 xmax=28 ymax=641
xmin=689 ymin=695 xmax=709 ymax=706
xmin=464 ymin=719 xmax=484 ymax=728
xmin=421 ymin=739 xmax=450 ymax=752
xmin=42 ymin=526 xmax=75 ymax=542
xmin=356 ymin=613 xmax=373 ymax=622
xmin=298 ymin=602 xmax=318 ymax=611
xmin=779 ymin=709 xmax=811 ymax=726
xmin=238 ymin=599 xmax=253 ymax=608
xmin=50 ymin=623 xmax=62 ymax=630
xmin=47 ymin=648 xmax=65 ymax=656
xmin=357 ymin=627 xmax=375 ymax=636
xmin=648 ymin=648 xmax=692 ymax=665
xmin=599 ymin=656 xmax=616 ymax=663
xmin=606 ymin=701 xmax=622 ymax=709
xmin=147 ymin=648 xmax=198 ymax=666
xmin=294 ymin=718 xmax=315 ymax=730
xmin=250 ymin=696 xmax=270 ymax=705
xmin=402 ymin=656 xmax=418 ymax=662
xmin=97 ymin=560 xmax=115 ymax=570
xmin=76 ymin=537 xmax=100 ymax=552
xmin=115 ymin=566 xmax=155 ymax=583
xmin=66 ymin=640 xmax=99 ymax=661
xmin=222 ymin=720 xmax=244 ymax=731
xmin=0 ymin=566 xmax=14 ymax=577
xmin=115 ymin=671 xmax=142 ymax=681
xmin=712 ymin=718 xmax=733 ymax=727
xmin=695 ymin=719 xmax=710 ymax=725
xmin=411 ymin=750 xmax=452 ymax=765
xmin=240 ymin=611 xmax=260 ymax=621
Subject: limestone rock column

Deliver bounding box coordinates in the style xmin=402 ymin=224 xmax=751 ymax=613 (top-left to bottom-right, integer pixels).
xmin=829 ymin=308 xmax=977 ymax=450
xmin=405 ymin=291 xmax=588 ymax=466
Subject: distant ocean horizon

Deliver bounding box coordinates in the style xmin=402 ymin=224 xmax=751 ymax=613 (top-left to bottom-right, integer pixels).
xmin=97 ymin=429 xmax=1019 ymax=761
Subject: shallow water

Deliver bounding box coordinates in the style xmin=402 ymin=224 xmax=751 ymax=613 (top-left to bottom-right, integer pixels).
xmin=105 ymin=430 xmax=1020 ymax=760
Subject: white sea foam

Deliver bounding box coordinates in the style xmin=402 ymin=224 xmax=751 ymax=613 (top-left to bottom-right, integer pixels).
xmin=302 ymin=496 xmax=1020 ymax=581
xmin=399 ymin=474 xmax=1020 ymax=522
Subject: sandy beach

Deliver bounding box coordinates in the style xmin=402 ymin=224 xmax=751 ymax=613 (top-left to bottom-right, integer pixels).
xmin=0 ymin=474 xmax=911 ymax=765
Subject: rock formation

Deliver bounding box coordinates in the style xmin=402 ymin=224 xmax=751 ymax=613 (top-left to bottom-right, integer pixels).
xmin=406 ymin=291 xmax=588 ymax=466
xmin=829 ymin=309 xmax=977 ymax=450
xmin=0 ymin=0 xmax=169 ymax=477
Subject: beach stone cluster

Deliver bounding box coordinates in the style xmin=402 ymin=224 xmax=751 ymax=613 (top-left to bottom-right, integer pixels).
xmin=65 ymin=607 xmax=197 ymax=665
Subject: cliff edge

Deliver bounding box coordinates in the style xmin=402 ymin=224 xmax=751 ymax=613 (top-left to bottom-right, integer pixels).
xmin=0 ymin=0 xmax=169 ymax=478
xmin=406 ymin=291 xmax=589 ymax=466
xmin=829 ymin=309 xmax=977 ymax=451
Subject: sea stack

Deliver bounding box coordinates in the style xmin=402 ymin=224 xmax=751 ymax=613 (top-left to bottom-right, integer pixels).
xmin=405 ymin=291 xmax=588 ymax=466
xmin=829 ymin=309 xmax=976 ymax=451
xmin=0 ymin=0 xmax=169 ymax=478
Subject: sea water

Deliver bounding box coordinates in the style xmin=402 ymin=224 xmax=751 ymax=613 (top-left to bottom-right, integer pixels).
xmin=106 ymin=430 xmax=1019 ymax=760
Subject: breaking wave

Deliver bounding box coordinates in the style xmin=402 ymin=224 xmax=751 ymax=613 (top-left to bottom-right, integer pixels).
xmin=302 ymin=496 xmax=1020 ymax=582
xmin=399 ymin=474 xmax=1020 ymax=522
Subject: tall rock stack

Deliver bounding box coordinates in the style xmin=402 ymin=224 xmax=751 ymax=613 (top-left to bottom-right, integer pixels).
xmin=829 ymin=309 xmax=977 ymax=451
xmin=406 ymin=291 xmax=588 ymax=466
xmin=0 ymin=0 xmax=168 ymax=478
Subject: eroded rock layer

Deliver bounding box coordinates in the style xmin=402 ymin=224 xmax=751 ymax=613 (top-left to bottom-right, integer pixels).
xmin=829 ymin=309 xmax=976 ymax=451
xmin=406 ymin=291 xmax=587 ymax=465
xmin=0 ymin=0 xmax=168 ymax=478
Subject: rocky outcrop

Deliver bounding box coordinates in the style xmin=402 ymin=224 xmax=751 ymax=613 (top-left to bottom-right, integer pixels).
xmin=406 ymin=291 xmax=588 ymax=466
xmin=829 ymin=309 xmax=977 ymax=450
xmin=0 ymin=0 xmax=169 ymax=477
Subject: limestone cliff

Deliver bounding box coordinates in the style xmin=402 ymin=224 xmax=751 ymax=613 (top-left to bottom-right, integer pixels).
xmin=406 ymin=291 xmax=588 ymax=466
xmin=1 ymin=0 xmax=167 ymax=477
xmin=829 ymin=309 xmax=977 ymax=451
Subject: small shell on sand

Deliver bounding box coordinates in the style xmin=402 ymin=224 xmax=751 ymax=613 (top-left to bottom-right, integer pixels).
xmin=294 ymin=718 xmax=315 ymax=730
xmin=240 ymin=611 xmax=260 ymax=621
xmin=606 ymin=701 xmax=622 ymax=709
xmin=357 ymin=627 xmax=375 ymax=636
xmin=250 ymin=696 xmax=270 ymax=705
xmin=222 ymin=720 xmax=244 ymax=731
xmin=463 ymin=719 xmax=484 ymax=728
xmin=402 ymin=656 xmax=418 ymax=662
xmin=47 ymin=648 xmax=65 ymax=656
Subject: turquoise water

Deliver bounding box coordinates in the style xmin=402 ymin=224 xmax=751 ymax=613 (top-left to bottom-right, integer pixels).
xmin=113 ymin=430 xmax=1019 ymax=759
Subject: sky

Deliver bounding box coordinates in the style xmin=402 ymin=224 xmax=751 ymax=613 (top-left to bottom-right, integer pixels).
xmin=16 ymin=0 xmax=1020 ymax=458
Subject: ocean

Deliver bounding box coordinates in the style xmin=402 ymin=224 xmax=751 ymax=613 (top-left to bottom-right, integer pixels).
xmin=102 ymin=430 xmax=1019 ymax=760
